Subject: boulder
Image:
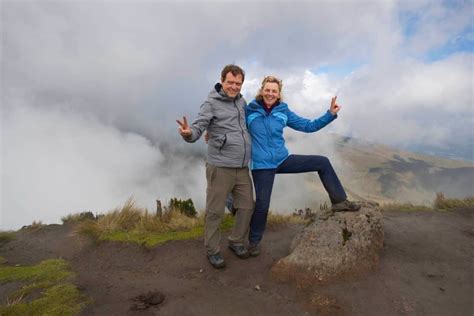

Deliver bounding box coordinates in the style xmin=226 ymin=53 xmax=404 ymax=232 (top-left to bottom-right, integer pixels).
xmin=272 ymin=203 xmax=384 ymax=285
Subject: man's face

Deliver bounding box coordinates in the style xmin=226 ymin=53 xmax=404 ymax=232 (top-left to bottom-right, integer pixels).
xmin=221 ymin=72 xmax=243 ymax=98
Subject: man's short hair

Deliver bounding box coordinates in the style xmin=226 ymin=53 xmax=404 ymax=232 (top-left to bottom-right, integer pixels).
xmin=221 ymin=64 xmax=245 ymax=82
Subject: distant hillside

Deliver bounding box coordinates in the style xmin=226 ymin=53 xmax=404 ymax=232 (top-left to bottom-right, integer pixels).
xmin=273 ymin=133 xmax=474 ymax=208
xmin=403 ymin=141 xmax=474 ymax=163
xmin=330 ymin=134 xmax=473 ymax=203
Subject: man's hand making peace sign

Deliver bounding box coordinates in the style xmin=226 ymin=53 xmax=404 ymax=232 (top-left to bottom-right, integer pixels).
xmin=176 ymin=116 xmax=192 ymax=137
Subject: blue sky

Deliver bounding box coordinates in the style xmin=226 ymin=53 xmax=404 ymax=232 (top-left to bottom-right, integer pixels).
xmin=399 ymin=2 xmax=473 ymax=62
xmin=316 ymin=1 xmax=472 ymax=72
xmin=1 ymin=0 xmax=473 ymax=229
xmin=425 ymin=26 xmax=473 ymax=61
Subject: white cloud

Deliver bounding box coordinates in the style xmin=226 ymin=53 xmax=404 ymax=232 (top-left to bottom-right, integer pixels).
xmin=1 ymin=0 xmax=473 ymax=227
xmin=1 ymin=105 xmax=207 ymax=230
xmin=335 ymin=53 xmax=473 ymax=147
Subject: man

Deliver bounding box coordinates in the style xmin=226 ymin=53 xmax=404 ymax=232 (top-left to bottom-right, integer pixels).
xmin=176 ymin=65 xmax=253 ymax=269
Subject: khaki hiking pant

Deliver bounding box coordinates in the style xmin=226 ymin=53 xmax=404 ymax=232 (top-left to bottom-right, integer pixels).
xmin=205 ymin=164 xmax=254 ymax=255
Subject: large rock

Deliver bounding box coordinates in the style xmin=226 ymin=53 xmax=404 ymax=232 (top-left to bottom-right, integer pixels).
xmin=272 ymin=203 xmax=384 ymax=285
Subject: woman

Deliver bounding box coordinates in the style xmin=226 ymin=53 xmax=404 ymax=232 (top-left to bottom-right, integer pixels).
xmin=246 ymin=75 xmax=360 ymax=256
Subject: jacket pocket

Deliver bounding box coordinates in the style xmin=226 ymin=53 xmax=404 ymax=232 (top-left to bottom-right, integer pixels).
xmin=208 ymin=134 xmax=227 ymax=150
xmin=219 ymin=131 xmax=243 ymax=158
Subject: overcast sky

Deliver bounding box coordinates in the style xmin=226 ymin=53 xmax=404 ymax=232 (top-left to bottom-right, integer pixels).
xmin=1 ymin=0 xmax=473 ymax=229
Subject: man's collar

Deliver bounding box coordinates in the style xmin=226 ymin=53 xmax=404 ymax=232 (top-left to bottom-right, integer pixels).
xmin=214 ymin=82 xmax=223 ymax=93
xmin=214 ymin=82 xmax=240 ymax=100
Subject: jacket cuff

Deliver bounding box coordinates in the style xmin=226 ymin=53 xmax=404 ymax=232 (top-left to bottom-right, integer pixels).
xmin=182 ymin=132 xmax=195 ymax=143
xmin=326 ymin=110 xmax=337 ymax=119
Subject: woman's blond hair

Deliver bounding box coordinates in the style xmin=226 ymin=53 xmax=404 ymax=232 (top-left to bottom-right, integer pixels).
xmin=255 ymin=75 xmax=284 ymax=103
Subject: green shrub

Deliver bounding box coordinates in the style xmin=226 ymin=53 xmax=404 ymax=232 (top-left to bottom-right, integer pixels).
xmin=434 ymin=192 xmax=474 ymax=210
xmin=0 ymin=232 xmax=14 ymax=246
xmin=168 ymin=198 xmax=197 ymax=218
xmin=62 ymin=212 xmax=97 ymax=223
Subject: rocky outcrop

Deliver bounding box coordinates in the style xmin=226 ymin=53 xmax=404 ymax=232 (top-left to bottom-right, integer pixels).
xmin=272 ymin=203 xmax=384 ymax=285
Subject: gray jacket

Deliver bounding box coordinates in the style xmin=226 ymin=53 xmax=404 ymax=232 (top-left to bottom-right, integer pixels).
xmin=184 ymin=83 xmax=251 ymax=168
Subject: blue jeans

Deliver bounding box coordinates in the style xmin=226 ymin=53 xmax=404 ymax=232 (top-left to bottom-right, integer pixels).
xmin=249 ymin=154 xmax=347 ymax=245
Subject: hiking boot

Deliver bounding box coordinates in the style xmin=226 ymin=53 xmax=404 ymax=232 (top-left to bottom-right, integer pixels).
xmin=228 ymin=244 xmax=250 ymax=259
xmin=331 ymin=200 xmax=361 ymax=212
xmin=207 ymin=252 xmax=226 ymax=269
xmin=248 ymin=244 xmax=260 ymax=257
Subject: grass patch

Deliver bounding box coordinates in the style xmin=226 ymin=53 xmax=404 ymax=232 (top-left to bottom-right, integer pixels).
xmin=20 ymin=221 xmax=45 ymax=231
xmin=0 ymin=231 xmax=15 ymax=246
xmin=100 ymin=226 xmax=204 ymax=247
xmin=219 ymin=214 xmax=235 ymax=231
xmin=267 ymin=212 xmax=310 ymax=228
xmin=77 ymin=198 xmax=236 ymax=247
xmin=1 ymin=284 xmax=87 ymax=316
xmin=434 ymin=192 xmax=474 ymax=210
xmin=97 ymin=215 xmax=235 ymax=247
xmin=382 ymin=202 xmax=432 ymax=212
xmin=74 ymin=198 xmax=314 ymax=247
xmin=0 ymin=259 xmax=88 ymax=316
xmin=62 ymin=212 xmax=98 ymax=224
xmin=382 ymin=192 xmax=474 ymax=212
xmin=0 ymin=259 xmax=72 ymax=283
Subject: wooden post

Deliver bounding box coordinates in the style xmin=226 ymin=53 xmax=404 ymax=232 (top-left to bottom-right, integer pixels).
xmin=156 ymin=199 xmax=163 ymax=219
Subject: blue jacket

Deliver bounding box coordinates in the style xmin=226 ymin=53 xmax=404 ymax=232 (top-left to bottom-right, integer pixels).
xmin=246 ymin=99 xmax=337 ymax=170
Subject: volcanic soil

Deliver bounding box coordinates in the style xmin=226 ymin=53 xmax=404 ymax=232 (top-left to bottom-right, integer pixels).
xmin=1 ymin=209 xmax=473 ymax=315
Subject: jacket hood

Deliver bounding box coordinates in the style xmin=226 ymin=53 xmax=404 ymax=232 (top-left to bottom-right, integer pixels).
xmin=208 ymin=83 xmax=243 ymax=101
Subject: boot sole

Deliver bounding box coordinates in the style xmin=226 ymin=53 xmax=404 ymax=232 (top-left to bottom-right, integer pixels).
xmin=207 ymin=259 xmax=226 ymax=269
xmin=228 ymin=246 xmax=250 ymax=259
xmin=249 ymin=251 xmax=260 ymax=257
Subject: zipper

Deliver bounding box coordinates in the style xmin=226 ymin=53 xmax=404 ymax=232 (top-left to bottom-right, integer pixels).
xmin=263 ymin=111 xmax=275 ymax=163
xmin=234 ymin=100 xmax=247 ymax=168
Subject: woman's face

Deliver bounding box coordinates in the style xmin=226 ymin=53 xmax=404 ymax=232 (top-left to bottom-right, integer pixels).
xmin=262 ymin=82 xmax=280 ymax=107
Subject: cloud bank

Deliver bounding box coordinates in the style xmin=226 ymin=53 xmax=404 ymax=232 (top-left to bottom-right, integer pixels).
xmin=1 ymin=0 xmax=472 ymax=229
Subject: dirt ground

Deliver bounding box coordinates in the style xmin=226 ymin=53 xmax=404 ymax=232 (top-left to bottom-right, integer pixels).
xmin=1 ymin=209 xmax=473 ymax=315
